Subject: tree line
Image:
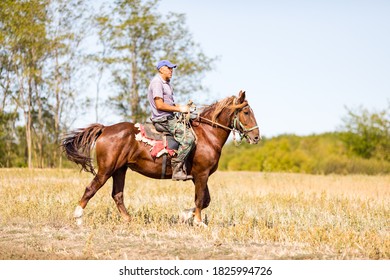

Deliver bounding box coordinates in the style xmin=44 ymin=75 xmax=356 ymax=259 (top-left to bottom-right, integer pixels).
xmin=219 ymin=104 xmax=390 ymax=175
xmin=0 ymin=0 xmax=215 ymax=168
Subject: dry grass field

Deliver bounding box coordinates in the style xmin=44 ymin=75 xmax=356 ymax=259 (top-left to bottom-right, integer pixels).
xmin=0 ymin=168 xmax=389 ymax=260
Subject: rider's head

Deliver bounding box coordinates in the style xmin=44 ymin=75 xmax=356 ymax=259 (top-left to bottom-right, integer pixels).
xmin=157 ymin=60 xmax=176 ymax=82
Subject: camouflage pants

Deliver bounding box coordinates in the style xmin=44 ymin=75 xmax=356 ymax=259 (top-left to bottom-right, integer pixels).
xmin=166 ymin=118 xmax=195 ymax=162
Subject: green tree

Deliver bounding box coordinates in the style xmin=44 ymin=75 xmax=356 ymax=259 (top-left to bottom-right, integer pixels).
xmin=0 ymin=39 xmax=19 ymax=167
xmin=45 ymin=0 xmax=91 ymax=167
xmin=219 ymin=132 xmax=390 ymax=175
xmin=341 ymin=104 xmax=390 ymax=161
xmin=96 ymin=0 xmax=216 ymax=122
xmin=0 ymin=0 xmax=90 ymax=168
xmin=0 ymin=0 xmax=49 ymax=168
xmin=0 ymin=0 xmax=216 ymax=167
xmin=0 ymin=111 xmax=18 ymax=167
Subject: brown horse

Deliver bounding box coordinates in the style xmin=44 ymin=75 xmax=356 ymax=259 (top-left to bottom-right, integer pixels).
xmin=62 ymin=90 xmax=260 ymax=227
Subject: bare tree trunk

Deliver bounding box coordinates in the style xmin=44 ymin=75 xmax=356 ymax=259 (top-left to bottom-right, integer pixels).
xmin=53 ymin=49 xmax=61 ymax=168
xmin=95 ymin=67 xmax=102 ymax=123
xmin=26 ymin=87 xmax=33 ymax=169
xmin=130 ymin=43 xmax=140 ymax=123
xmin=36 ymin=88 xmax=44 ymax=168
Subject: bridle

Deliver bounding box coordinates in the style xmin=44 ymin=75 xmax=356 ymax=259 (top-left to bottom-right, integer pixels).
xmin=232 ymin=106 xmax=259 ymax=144
xmin=198 ymin=104 xmax=259 ymax=146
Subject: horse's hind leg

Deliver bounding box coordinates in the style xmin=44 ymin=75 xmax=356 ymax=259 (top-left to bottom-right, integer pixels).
xmin=111 ymin=166 xmax=131 ymax=222
xmin=74 ymin=171 xmax=111 ymax=225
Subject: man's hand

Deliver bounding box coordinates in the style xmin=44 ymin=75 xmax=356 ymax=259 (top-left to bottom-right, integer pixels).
xmin=179 ymin=105 xmax=190 ymax=113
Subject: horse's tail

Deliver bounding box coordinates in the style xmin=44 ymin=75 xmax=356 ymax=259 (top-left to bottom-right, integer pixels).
xmin=61 ymin=123 xmax=105 ymax=175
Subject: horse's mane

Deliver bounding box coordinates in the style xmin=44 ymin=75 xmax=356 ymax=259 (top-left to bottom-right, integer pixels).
xmin=200 ymin=96 xmax=248 ymax=123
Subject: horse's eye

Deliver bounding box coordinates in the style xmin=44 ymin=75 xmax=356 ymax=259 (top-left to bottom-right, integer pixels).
xmin=244 ymin=111 xmax=249 ymax=115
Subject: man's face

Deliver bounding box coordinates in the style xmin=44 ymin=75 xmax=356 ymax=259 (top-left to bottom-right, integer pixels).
xmin=159 ymin=66 xmax=174 ymax=81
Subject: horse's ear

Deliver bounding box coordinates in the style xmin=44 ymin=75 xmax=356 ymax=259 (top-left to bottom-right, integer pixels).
xmin=237 ymin=90 xmax=246 ymax=104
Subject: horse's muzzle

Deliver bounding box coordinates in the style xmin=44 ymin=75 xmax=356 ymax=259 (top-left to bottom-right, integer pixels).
xmin=247 ymin=134 xmax=261 ymax=144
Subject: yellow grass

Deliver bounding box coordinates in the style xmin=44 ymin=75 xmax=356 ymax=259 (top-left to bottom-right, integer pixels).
xmin=0 ymin=168 xmax=389 ymax=259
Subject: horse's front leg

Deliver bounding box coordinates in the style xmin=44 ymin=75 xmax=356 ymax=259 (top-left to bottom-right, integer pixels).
xmin=181 ymin=175 xmax=210 ymax=227
xmin=194 ymin=184 xmax=210 ymax=227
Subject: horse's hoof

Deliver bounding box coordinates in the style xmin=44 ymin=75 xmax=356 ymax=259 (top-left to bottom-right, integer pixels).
xmin=179 ymin=208 xmax=195 ymax=224
xmin=123 ymin=216 xmax=131 ymax=223
xmin=74 ymin=205 xmax=83 ymax=218
xmin=194 ymin=220 xmax=208 ymax=228
xmin=74 ymin=206 xmax=84 ymax=226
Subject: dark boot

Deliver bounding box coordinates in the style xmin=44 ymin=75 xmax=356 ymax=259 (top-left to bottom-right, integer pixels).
xmin=171 ymin=159 xmax=193 ymax=181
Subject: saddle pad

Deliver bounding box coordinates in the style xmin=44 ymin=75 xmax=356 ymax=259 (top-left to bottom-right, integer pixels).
xmin=135 ymin=123 xmax=176 ymax=158
xmin=142 ymin=123 xmax=164 ymax=140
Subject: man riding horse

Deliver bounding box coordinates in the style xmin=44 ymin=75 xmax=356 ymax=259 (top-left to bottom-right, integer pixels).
xmin=147 ymin=60 xmax=195 ymax=181
xmin=62 ymin=61 xmax=260 ymax=226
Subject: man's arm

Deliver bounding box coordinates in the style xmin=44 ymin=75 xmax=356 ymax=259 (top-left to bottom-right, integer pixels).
xmin=154 ymin=97 xmax=189 ymax=113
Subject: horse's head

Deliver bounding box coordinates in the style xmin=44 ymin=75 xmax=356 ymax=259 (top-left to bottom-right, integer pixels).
xmin=231 ymin=90 xmax=261 ymax=144
xmin=201 ymin=90 xmax=261 ymax=144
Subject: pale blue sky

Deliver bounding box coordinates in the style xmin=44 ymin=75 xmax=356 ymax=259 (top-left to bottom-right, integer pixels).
xmin=156 ymin=0 xmax=390 ymax=137
xmin=78 ymin=0 xmax=389 ymax=137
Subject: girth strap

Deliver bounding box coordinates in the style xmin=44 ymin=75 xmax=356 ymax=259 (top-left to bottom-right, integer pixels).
xmin=161 ymin=154 xmax=167 ymax=179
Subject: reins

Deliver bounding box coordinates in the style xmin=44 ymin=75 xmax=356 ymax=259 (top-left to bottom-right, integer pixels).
xmin=198 ymin=116 xmax=232 ymax=131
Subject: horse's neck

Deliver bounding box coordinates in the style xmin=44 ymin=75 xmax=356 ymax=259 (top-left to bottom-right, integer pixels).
xmin=196 ymin=123 xmax=230 ymax=149
xmin=198 ymin=111 xmax=232 ymax=147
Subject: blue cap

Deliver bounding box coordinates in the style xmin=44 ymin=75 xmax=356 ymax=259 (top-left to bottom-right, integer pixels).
xmin=156 ymin=60 xmax=177 ymax=70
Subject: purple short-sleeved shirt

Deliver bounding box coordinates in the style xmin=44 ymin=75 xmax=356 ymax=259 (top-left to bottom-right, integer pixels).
xmin=148 ymin=75 xmax=175 ymax=120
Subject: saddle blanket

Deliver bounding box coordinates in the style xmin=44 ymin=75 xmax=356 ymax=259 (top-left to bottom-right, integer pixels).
xmin=135 ymin=123 xmax=176 ymax=158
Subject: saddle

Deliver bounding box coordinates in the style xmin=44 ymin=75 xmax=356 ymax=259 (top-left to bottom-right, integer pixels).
xmin=135 ymin=123 xmax=179 ymax=158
